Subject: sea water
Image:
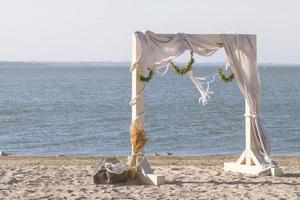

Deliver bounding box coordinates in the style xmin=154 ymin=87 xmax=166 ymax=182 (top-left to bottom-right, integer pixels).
xmin=0 ymin=63 xmax=299 ymax=156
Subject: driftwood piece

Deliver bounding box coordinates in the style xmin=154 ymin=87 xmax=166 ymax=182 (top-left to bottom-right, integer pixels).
xmin=93 ymin=157 xmax=128 ymax=184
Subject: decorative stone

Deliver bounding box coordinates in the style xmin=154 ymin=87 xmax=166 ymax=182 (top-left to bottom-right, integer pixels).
xmin=93 ymin=157 xmax=128 ymax=184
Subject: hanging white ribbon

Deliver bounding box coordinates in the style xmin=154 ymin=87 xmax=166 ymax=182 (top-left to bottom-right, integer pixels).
xmin=225 ymin=57 xmax=230 ymax=70
xmin=155 ymin=63 xmax=215 ymax=106
xmin=155 ymin=63 xmax=171 ymax=76
xmin=187 ymin=70 xmax=214 ymax=106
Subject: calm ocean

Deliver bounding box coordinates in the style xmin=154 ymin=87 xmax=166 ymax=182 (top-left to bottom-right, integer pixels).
xmin=0 ymin=63 xmax=299 ymax=156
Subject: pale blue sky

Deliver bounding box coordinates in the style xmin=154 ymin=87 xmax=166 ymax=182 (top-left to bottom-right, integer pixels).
xmin=0 ymin=0 xmax=299 ymax=63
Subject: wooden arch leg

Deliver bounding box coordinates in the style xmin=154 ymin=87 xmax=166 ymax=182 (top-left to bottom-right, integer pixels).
xmin=131 ymin=36 xmax=165 ymax=185
xmin=224 ymin=100 xmax=283 ymax=177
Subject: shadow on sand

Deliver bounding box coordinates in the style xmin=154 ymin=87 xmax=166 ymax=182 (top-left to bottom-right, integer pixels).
xmin=167 ymin=175 xmax=300 ymax=187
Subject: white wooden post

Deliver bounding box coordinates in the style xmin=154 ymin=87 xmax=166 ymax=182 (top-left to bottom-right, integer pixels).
xmin=224 ymin=100 xmax=283 ymax=176
xmin=131 ymin=37 xmax=145 ymax=127
xmin=131 ymin=35 xmax=165 ymax=185
xmin=245 ymin=101 xmax=255 ymax=166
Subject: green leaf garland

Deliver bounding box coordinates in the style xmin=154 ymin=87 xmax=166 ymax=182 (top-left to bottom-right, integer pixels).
xmin=139 ymin=68 xmax=154 ymax=82
xmin=218 ymin=68 xmax=234 ymax=83
xmin=171 ymin=51 xmax=194 ymax=75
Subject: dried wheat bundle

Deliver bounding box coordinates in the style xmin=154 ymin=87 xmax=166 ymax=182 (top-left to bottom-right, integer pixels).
xmin=128 ymin=121 xmax=148 ymax=179
xmin=131 ymin=122 xmax=148 ymax=153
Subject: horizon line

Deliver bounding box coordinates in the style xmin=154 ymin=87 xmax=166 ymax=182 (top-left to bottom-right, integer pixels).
xmin=0 ymin=61 xmax=299 ymax=66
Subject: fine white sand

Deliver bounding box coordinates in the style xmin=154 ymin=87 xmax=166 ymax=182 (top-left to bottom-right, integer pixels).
xmin=0 ymin=156 xmax=299 ymax=199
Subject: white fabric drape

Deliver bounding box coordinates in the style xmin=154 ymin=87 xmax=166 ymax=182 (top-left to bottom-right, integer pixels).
xmin=131 ymin=31 xmax=223 ymax=70
xmin=131 ymin=31 xmax=276 ymax=173
xmin=222 ymin=35 xmax=277 ymax=172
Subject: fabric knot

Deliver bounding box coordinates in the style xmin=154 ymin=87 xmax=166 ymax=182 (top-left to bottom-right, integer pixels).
xmin=187 ymin=70 xmax=214 ymax=106
xmin=252 ymin=112 xmax=259 ymax=119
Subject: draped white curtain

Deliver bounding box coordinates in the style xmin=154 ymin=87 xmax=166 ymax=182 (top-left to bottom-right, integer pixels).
xmin=131 ymin=31 xmax=276 ymax=172
xmin=221 ymin=35 xmax=270 ymax=157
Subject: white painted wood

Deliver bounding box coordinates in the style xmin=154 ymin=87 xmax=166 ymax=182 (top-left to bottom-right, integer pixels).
xmin=224 ymin=100 xmax=283 ymax=176
xmin=137 ymin=172 xmax=165 ymax=186
xmin=224 ymin=162 xmax=261 ymax=175
xmin=138 ymin=157 xmax=153 ymax=174
xmin=250 ymin=150 xmax=263 ymax=166
xmin=245 ymin=100 xmax=253 ymax=165
xmin=147 ymin=174 xmax=165 ymax=186
xmin=135 ymin=156 xmax=165 ymax=185
xmin=132 ymin=33 xmax=282 ymax=178
xmin=224 ymin=100 xmax=262 ymax=174
xmin=237 ymin=150 xmax=246 ymax=164
xmin=131 ymin=35 xmax=145 ymax=127
xmin=131 ymin=35 xmax=145 ymax=156
xmin=225 ymin=162 xmax=283 ymax=177
xmin=224 ymin=99 xmax=262 ymax=174
xmin=131 ymin=36 xmax=165 ymax=185
xmin=271 ymin=167 xmax=283 ymax=177
xmin=137 ymin=157 xmax=165 ymax=186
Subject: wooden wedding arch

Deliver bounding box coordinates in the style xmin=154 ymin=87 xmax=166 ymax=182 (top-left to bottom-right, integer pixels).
xmin=129 ymin=31 xmax=283 ymax=185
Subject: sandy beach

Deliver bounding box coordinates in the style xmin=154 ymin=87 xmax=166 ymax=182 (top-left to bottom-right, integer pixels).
xmin=0 ymin=156 xmax=299 ymax=199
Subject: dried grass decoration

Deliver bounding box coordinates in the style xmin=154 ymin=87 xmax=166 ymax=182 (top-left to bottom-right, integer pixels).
xmin=128 ymin=122 xmax=148 ymax=179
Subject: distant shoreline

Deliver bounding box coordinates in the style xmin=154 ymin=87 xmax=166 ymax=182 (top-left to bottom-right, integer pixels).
xmin=0 ymin=61 xmax=299 ymax=67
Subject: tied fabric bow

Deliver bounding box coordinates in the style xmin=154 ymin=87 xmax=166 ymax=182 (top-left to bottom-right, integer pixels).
xmin=187 ymin=70 xmax=214 ymax=106
xmin=155 ymin=64 xmax=214 ymax=106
